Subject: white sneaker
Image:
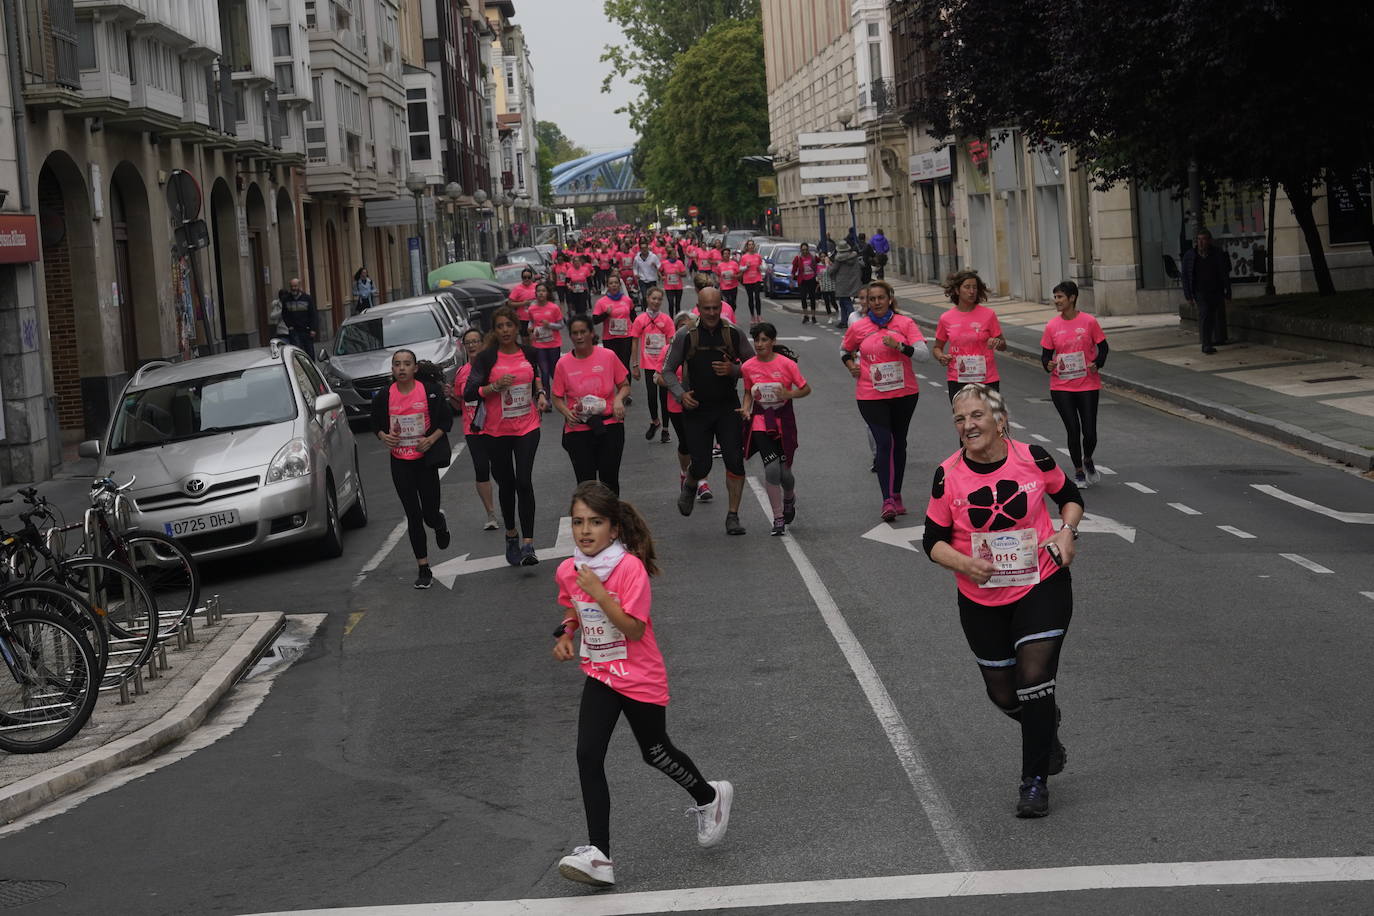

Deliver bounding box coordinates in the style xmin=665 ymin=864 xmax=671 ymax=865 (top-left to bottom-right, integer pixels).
xmin=557 ymin=845 xmax=615 ymax=887
xmin=1085 ymin=464 xmax=1103 ymax=486
xmin=483 ymin=512 xmax=499 ymax=531
xmin=687 ymin=780 xmax=733 ymax=848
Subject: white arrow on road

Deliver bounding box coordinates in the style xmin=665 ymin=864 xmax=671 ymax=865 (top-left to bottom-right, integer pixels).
xmin=1077 ymin=512 xmax=1136 ymax=542
xmin=776 ymin=336 xmax=817 ymax=342
xmin=432 ymin=516 xmax=574 ymax=588
xmin=861 ymin=510 xmax=1135 ymax=552
xmin=1252 ymin=484 xmax=1374 ymax=524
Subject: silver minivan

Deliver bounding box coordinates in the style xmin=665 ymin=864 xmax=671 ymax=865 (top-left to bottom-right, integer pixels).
xmin=81 ymin=342 xmax=367 ymax=560
xmin=320 ymin=297 xmax=465 ymax=416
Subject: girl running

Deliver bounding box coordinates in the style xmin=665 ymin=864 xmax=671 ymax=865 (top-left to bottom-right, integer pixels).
xmin=508 ymin=267 xmax=538 ymax=339
xmin=933 ymin=269 xmax=1007 ymax=401
xmin=738 ymin=239 xmax=765 ymax=324
xmin=792 ymin=242 xmax=819 ymax=324
xmin=631 ymin=286 xmax=675 ymax=443
xmin=593 ymin=275 xmax=637 ymax=376
xmin=716 ymin=248 xmax=741 ymax=308
xmin=659 ymin=312 xmax=714 ymax=503
xmin=371 ymin=349 xmax=453 ymax=589
xmin=566 ymin=256 xmax=594 ymax=315
xmin=816 ymin=252 xmax=837 ymax=325
xmin=661 ymin=245 xmax=687 ymax=316
xmin=453 ymin=329 xmax=498 ymax=530
xmin=740 ymin=323 xmax=811 ymax=535
xmin=1041 ymin=280 xmax=1108 ymax=487
xmin=553 ymin=315 xmax=631 ymax=494
xmin=463 ymin=306 xmax=547 ymax=567
xmin=527 ymin=281 xmax=565 ymax=410
xmin=553 ymin=481 xmax=734 ymax=887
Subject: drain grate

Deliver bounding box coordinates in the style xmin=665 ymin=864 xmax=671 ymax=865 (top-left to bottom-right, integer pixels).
xmin=1303 ymin=375 xmax=1362 ymax=384
xmin=0 ymin=880 xmax=65 ymax=909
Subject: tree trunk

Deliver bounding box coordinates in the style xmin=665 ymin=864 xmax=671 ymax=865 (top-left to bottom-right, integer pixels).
xmin=1265 ymin=178 xmax=1277 ymax=297
xmin=1281 ymin=177 xmax=1336 ymax=296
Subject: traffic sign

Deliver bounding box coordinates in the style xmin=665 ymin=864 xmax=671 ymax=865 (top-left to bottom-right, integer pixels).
xmin=688 ymin=205 xmax=699 ymax=217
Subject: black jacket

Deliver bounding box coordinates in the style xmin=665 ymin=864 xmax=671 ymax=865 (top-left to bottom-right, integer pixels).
xmin=370 ymin=380 xmax=454 ymax=466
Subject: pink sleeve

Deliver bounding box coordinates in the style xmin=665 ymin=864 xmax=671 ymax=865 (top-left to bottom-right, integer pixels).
xmin=925 ymin=469 xmax=953 ymax=527
xmin=555 ymin=560 xmax=575 ymax=609
xmin=935 ymin=311 xmax=950 ymax=343
xmin=611 ymin=353 xmax=629 ymax=385
xmin=989 ymin=312 xmax=1003 ymax=338
xmin=1039 ymin=322 xmax=1055 ymax=349
xmin=552 ymin=358 xmax=569 ymax=398
xmin=841 ymin=324 xmax=860 ymax=351
xmin=1090 ymin=316 xmax=1106 ymax=344
xmin=789 ymin=360 xmax=808 ymax=389
xmin=615 ymin=560 xmax=653 ymax=624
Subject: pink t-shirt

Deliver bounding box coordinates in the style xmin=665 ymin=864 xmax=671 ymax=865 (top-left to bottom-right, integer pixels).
xmin=704 ymin=249 xmax=722 ymax=267
xmin=387 ymin=382 xmax=430 ymax=460
xmin=936 ymin=304 xmax=1004 ymax=384
xmin=632 ymin=310 xmax=676 ymax=372
xmin=553 ymin=346 xmax=629 ymax=432
xmin=565 ymin=264 xmax=593 ymax=293
xmin=841 ymin=314 xmax=924 ymax=400
xmin=792 ymin=254 xmax=817 ymax=282
xmin=557 ymin=552 xmax=668 ymax=705
xmin=925 ymin=439 xmax=1066 ymax=606
xmin=661 ymin=259 xmax=687 ymax=290
xmin=508 ymin=282 xmax=537 ymax=321
xmin=480 ymin=349 xmax=541 ymax=438
xmin=527 ymin=301 xmax=564 ymax=349
xmin=741 ymin=354 xmax=807 ymax=433
xmin=553 ymin=262 xmax=568 ymax=287
xmin=664 ymin=367 xmax=684 ymax=414
xmin=739 ymin=252 xmax=764 ymax=284
xmin=716 ymin=260 xmax=741 ymax=290
xmin=1040 ymin=312 xmax=1106 ymax=392
xmin=593 ymin=295 xmax=635 ymax=339
xmin=455 ymin=364 xmax=477 ymax=436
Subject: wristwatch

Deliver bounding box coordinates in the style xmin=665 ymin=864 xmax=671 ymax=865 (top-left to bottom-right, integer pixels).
xmin=1060 ymin=523 xmax=1079 ymax=540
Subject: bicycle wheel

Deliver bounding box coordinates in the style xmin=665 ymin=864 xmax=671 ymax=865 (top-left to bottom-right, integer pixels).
xmin=0 ymin=581 xmax=109 ymax=687
xmin=106 ymin=531 xmax=200 ymax=637
xmin=0 ymin=601 xmax=101 ymax=754
xmin=39 ymin=557 xmax=157 ymax=684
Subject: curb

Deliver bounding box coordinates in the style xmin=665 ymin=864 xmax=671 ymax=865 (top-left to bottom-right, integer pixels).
xmin=0 ymin=612 xmax=286 ymax=825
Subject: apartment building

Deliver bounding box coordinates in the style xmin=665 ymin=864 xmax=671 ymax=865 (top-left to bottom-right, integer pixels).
xmin=483 ymin=1 xmax=538 ymax=248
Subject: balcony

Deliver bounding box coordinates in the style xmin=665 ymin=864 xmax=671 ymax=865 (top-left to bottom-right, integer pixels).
xmin=870 ymin=78 xmax=896 ymax=116
xmin=20 ymin=0 xmax=83 ymax=109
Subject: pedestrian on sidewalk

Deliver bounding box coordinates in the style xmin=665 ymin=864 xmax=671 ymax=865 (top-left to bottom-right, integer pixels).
xmin=741 ymin=323 xmax=811 ymax=535
xmin=281 ymin=278 xmax=318 ymax=355
xmin=353 ymin=267 xmax=377 ymax=314
xmin=856 ymin=233 xmax=874 ymax=285
xmin=923 ymin=383 xmax=1078 ymax=818
xmin=1040 ymin=281 xmax=1108 ymax=487
xmin=553 ymin=481 xmax=734 ymax=888
xmin=933 ymin=269 xmax=1007 ymax=401
xmin=1181 ymin=228 xmax=1231 ymax=353
xmin=453 ymin=329 xmax=499 ymax=531
xmin=816 ymin=252 xmax=838 ymax=323
xmin=830 ymin=239 xmax=865 ymax=329
xmin=791 ymin=242 xmax=820 ymax=324
xmin=372 ymin=350 xmax=453 ymax=589
xmin=868 ymin=229 xmax=890 ymax=280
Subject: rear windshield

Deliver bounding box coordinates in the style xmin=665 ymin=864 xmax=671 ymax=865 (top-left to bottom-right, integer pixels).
xmin=109 ymin=365 xmax=297 ymax=453
xmin=772 ymin=246 xmax=800 ymax=263
xmin=335 ymin=309 xmax=441 ymax=355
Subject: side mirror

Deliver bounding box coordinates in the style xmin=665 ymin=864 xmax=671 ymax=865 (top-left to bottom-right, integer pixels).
xmin=314 ymin=392 xmax=343 ymax=416
xmin=317 ymin=348 xmax=330 ymax=362
xmin=78 ymin=439 xmax=101 ymax=459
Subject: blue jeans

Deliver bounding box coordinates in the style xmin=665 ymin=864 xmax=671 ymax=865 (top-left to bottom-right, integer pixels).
xmin=837 ymin=297 xmax=853 ymax=327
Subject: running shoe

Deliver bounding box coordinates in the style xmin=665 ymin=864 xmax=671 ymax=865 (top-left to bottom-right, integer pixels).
xmin=519 ymin=543 xmax=539 ymax=566
xmin=413 ymin=566 xmax=433 ymax=589
xmin=661 ymin=428 xmax=671 ymax=444
xmin=435 ymin=510 xmax=450 ymax=550
xmin=771 ymin=517 xmax=786 ymax=536
xmin=624 ymin=395 xmax=633 ymax=407
xmin=1073 ymin=470 xmax=1089 ymax=489
xmin=1016 ymin=776 xmax=1049 ymax=818
xmin=880 ymin=498 xmax=898 ymax=522
xmin=725 ymin=512 xmax=746 ymax=535
xmin=687 ymin=780 xmax=734 ymax=848
xmin=557 ymin=845 xmax=615 ymax=887
xmin=893 ymin=495 xmax=907 ymax=516
xmin=1085 ymin=462 xmax=1102 ymax=486
xmin=678 ymin=480 xmax=697 ymax=517
xmin=483 ymin=513 xmax=499 ymax=531
xmin=505 ymin=535 xmax=521 ymax=566
xmin=645 ymin=422 xmax=659 ymax=441
xmin=782 ymin=495 xmax=796 ymax=524
xmin=697 ymin=481 xmax=713 ymax=502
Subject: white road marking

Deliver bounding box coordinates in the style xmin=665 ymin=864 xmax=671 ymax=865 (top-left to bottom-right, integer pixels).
xmin=1169 ymin=503 xmax=1202 ymax=516
xmin=1361 ymin=592 xmax=1374 ymax=601
xmin=1077 ymin=512 xmax=1137 ymax=543
xmin=1010 ymin=421 xmax=1025 ymax=430
xmin=353 ymin=444 xmax=466 ymax=586
xmin=430 ymin=517 xmax=574 ymax=587
xmin=1031 ymin=433 xmax=1050 ymax=443
xmin=1252 ymin=484 xmax=1374 ymax=524
xmin=242 ymin=855 xmax=1374 ymax=915
xmin=746 ymin=478 xmax=976 ymax=871
xmin=916 ymin=373 xmax=927 ymax=380
xmin=1125 ymin=482 xmax=1156 ymax=494
xmin=1217 ymin=525 xmax=1257 ymax=539
xmin=861 ymin=521 xmax=925 ymax=552
xmin=1095 ymin=464 xmax=1117 ymax=475
xmin=1280 ymin=553 xmax=1335 ymax=574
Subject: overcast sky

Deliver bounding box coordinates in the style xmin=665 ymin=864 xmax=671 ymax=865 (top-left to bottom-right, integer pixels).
xmin=514 ymin=0 xmax=639 ymax=154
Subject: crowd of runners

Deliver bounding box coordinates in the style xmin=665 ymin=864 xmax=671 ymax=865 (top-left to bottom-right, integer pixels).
xmin=369 ymin=224 xmax=1109 ymax=885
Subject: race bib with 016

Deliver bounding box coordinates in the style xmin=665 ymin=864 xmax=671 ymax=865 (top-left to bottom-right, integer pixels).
xmin=955 ymin=354 xmax=987 ymax=383
xmin=870 ymin=360 xmax=906 ymax=392
xmin=575 ymin=598 xmax=627 ymax=662
xmin=1057 ymin=350 xmax=1087 ymax=380
xmin=533 ymin=325 xmax=555 ymax=344
xmin=502 ymin=383 xmax=532 ymax=418
xmin=644 ymin=332 xmax=666 ymax=356
xmin=971 ymin=528 xmax=1041 ymax=588
xmin=392 ymin=413 xmax=426 ymax=447
xmin=753 ymin=382 xmax=784 ymax=406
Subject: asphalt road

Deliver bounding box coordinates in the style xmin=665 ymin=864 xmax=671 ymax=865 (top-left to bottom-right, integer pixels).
xmin=2 ymin=289 xmax=1373 ymax=915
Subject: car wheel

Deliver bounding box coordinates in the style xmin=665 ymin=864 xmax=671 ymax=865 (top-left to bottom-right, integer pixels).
xmin=319 ymin=482 xmax=344 ymax=558
xmin=342 ymin=456 xmax=369 ymax=529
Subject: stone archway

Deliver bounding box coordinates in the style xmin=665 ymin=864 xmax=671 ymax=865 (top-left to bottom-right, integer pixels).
xmin=209 ymin=178 xmax=245 ymax=348
xmin=109 ymin=162 xmax=159 ymax=372
xmin=244 ymin=182 xmax=270 ymax=345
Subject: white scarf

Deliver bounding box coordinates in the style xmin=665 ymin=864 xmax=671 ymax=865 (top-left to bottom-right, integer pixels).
xmin=573 ymin=539 xmax=627 ymax=581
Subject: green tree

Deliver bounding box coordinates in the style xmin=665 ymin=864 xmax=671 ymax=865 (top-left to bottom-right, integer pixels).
xmin=638 ymin=17 xmax=768 ymax=224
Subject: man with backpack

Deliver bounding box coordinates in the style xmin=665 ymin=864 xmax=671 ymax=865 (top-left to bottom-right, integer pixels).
xmin=660 ymin=287 xmax=755 ymax=535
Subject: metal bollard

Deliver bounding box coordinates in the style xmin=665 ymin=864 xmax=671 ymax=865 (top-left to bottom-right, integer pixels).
xmin=174 ymin=627 xmax=186 ymax=651
xmin=184 ymin=615 xmax=196 ymax=643
xmin=118 ymin=679 xmax=132 ymax=705
xmin=131 ymin=667 xmax=145 ymax=696
xmin=145 ymin=656 xmax=160 ymax=680
xmin=156 ymin=643 xmax=169 ymax=671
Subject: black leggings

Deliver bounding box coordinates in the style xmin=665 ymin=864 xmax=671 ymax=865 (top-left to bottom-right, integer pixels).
xmin=668 ymin=411 xmax=689 ymax=457
xmin=577 ymin=676 xmax=714 ymax=854
xmin=946 ymin=379 xmax=1001 ymax=402
xmin=389 ymin=456 xmax=444 ymax=560
xmin=567 ymin=291 xmax=590 ymax=314
xmin=666 ymin=289 xmax=683 ymax=316
xmin=605 ymin=337 xmax=634 ymax=374
xmin=487 ymin=429 xmax=540 ymax=537
xmin=1050 ymin=389 xmax=1100 ymax=470
xmin=562 ymin=424 xmax=626 ymax=494
xmin=465 ymin=432 xmax=491 ymax=483
xmin=820 ymin=289 xmax=836 ymax=314
xmin=798 ymin=278 xmax=818 ymax=313
xmin=643 ymin=372 xmax=669 ymax=424
xmin=857 ymin=394 xmax=918 ymax=500
xmin=535 ymin=347 xmax=559 ymax=395
xmin=722 ymin=286 xmax=738 ymax=307
xmin=683 ymin=404 xmax=745 ymax=480
xmin=744 ymin=282 xmax=763 ymax=318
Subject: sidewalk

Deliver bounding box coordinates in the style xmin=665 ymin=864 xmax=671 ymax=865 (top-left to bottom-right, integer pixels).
xmin=792 ymin=281 xmax=1374 ymax=471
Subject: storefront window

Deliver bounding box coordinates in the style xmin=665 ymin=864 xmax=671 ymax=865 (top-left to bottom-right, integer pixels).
xmin=1203 ymin=185 xmax=1268 ymax=284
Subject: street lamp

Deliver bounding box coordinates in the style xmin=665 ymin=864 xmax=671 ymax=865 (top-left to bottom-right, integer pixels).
xmin=517 ymin=191 xmax=530 ymax=245
xmin=473 ymin=188 xmax=490 ymax=261
xmin=406 ymin=173 xmax=429 ymax=295
xmin=445 ymin=181 xmax=464 ymax=262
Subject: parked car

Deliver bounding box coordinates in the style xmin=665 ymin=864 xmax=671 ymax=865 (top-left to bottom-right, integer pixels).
xmin=319 ymin=298 xmax=464 ymax=418
xmin=79 ymin=343 xmax=366 ymax=560
xmin=494 ymin=247 xmax=550 ymax=275
xmin=494 ymin=262 xmax=533 ymax=292
xmin=723 ymin=228 xmax=758 ymax=251
xmin=764 ymin=243 xmax=802 ymax=297
xmin=440 ymin=278 xmax=510 ymax=332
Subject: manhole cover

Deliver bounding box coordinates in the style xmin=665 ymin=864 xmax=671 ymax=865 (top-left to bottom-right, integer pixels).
xmin=0 ymin=880 xmax=65 ymax=909
xmin=1218 ymin=468 xmax=1298 ymax=476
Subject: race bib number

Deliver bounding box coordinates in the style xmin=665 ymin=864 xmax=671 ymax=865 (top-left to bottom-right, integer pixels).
xmin=610 ymin=317 xmax=629 ymax=336
xmin=392 ymin=413 xmax=426 ymax=448
xmin=870 ymin=361 xmax=905 ymax=392
xmin=955 ymin=354 xmax=987 ymax=383
xmin=666 ymin=272 xmax=681 ymax=284
xmin=972 ymin=529 xmax=1041 ymax=589
xmin=579 ymin=395 xmax=607 ymax=419
xmin=575 ymin=599 xmax=627 ymax=662
xmin=644 ymin=332 xmax=666 ymax=356
xmin=571 ymin=282 xmax=587 ymax=293
xmin=753 ymin=382 xmax=784 ymax=406
xmin=721 ymin=270 xmax=735 ymax=282
xmin=1058 ymin=351 xmax=1087 ymax=381
xmin=502 ymin=384 xmax=532 ymax=419
xmin=533 ymin=324 xmax=555 ymax=344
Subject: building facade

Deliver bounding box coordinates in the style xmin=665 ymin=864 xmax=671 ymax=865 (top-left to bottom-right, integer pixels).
xmin=483 ymin=2 xmax=538 ymax=249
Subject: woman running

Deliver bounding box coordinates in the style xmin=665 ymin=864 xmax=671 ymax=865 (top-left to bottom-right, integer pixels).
xmin=738 ymin=239 xmax=765 ymax=325
xmin=740 ymin=323 xmax=811 ymax=535
xmin=841 ymin=281 xmax=930 ymax=521
xmin=792 ymin=243 xmax=819 ymax=324
xmin=566 ymin=256 xmax=594 ymax=315
xmin=923 ymin=384 xmax=1078 ymax=817
xmin=660 ymin=245 xmax=687 ymax=316
xmin=632 ymin=286 xmax=675 ymax=443
xmin=453 ymin=329 xmax=499 ymax=531
xmin=508 ymin=267 xmax=539 ymax=339
xmin=528 ymin=281 xmax=564 ymax=411
xmin=933 ymin=269 xmax=1007 ymax=401
xmin=553 ymin=481 xmax=734 ymax=887
xmin=463 ymin=306 xmax=547 ymax=566
xmin=716 ymin=247 xmax=741 ymax=308
xmin=553 ymin=252 xmax=570 ymax=306
xmin=659 ymin=312 xmax=714 ymax=503
xmin=371 ymin=349 xmax=453 ymax=589
xmin=553 ymin=315 xmax=631 ymax=494
xmin=816 ymin=252 xmax=837 ymax=325
xmin=1041 ymin=280 xmax=1108 ymax=488
xmin=593 ymin=275 xmax=637 ymax=376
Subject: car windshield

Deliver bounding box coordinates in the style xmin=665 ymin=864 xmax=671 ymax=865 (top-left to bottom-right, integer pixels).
xmin=496 ymin=264 xmax=530 ymax=284
xmin=334 ymin=309 xmax=441 ymax=355
xmin=108 ymin=365 xmax=297 ymax=453
xmin=505 ymin=251 xmax=541 ymax=266
xmin=772 ymin=245 xmax=800 ymax=265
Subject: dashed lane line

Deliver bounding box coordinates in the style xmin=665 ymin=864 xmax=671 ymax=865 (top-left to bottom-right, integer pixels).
xmin=1217 ymin=526 xmax=1257 ymax=539
xmin=1031 ymin=433 xmax=1050 ymax=443
xmin=1361 ymin=592 xmax=1374 ymax=601
xmin=1169 ymin=503 xmax=1202 ymax=516
xmin=352 ymin=442 xmax=466 ymax=587
xmin=1125 ymin=482 xmax=1156 ymax=494
xmin=1280 ymin=553 xmax=1335 ymax=574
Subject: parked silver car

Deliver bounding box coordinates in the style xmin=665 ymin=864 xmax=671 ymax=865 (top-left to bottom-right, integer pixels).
xmin=319 ymin=297 xmax=464 ymax=416
xmin=80 ymin=342 xmax=367 ymax=560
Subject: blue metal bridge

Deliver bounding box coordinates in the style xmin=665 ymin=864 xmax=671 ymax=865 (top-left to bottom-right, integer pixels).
xmin=550 ymin=147 xmax=646 ymax=207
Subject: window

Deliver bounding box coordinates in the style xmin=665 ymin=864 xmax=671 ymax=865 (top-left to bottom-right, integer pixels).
xmin=76 ymin=19 xmax=96 ymax=70
xmin=234 ymin=85 xmax=247 ymax=122
xmin=272 ymin=25 xmax=291 ymax=58
xmin=867 ymin=22 xmax=879 ymax=38
xmin=306 ymin=126 xmax=327 ymax=162
xmin=516 ymin=152 xmax=525 ymax=188
xmin=308 ymin=75 xmax=323 ymax=121
xmin=504 ymin=58 xmax=515 ymax=94
xmin=305 ymin=0 xmax=317 ymax=29
xmin=275 ymin=63 xmax=294 ymax=94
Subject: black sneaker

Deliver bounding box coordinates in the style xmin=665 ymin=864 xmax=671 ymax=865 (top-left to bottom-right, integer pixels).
xmin=1049 ymin=706 xmax=1066 ymax=776
xmin=435 ymin=510 xmax=450 ymax=550
xmin=661 ymin=428 xmax=671 ymax=444
xmin=782 ymin=496 xmax=796 ymax=524
xmin=770 ymin=517 xmax=785 ymax=536
xmin=413 ymin=566 xmax=433 ymax=589
xmin=519 ymin=542 xmax=539 ymax=566
xmin=505 ymin=535 xmax=521 ymax=566
xmin=725 ymin=512 xmax=745 ymax=535
xmin=645 ymin=422 xmax=659 ymax=441
xmin=1016 ymin=776 xmax=1049 ymax=818
xmin=677 ymin=480 xmax=696 ymax=517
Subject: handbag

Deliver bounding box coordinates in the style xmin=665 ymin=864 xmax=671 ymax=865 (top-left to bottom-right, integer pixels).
xmin=422 ymin=430 xmax=452 ymax=468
